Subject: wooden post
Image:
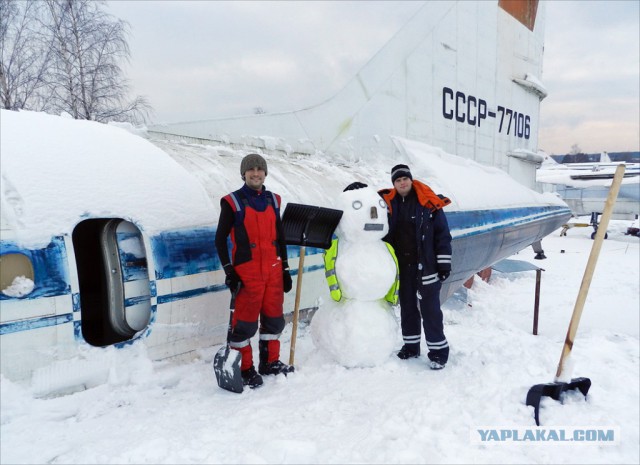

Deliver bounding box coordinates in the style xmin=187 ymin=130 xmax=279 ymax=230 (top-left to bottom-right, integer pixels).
xmin=555 ymin=164 xmax=625 ymax=380
xmin=288 ymin=246 xmax=305 ymax=366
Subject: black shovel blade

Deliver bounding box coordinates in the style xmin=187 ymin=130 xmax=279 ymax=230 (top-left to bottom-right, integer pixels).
xmin=282 ymin=203 xmax=343 ymax=249
xmin=213 ymin=345 xmax=243 ymax=394
xmin=526 ymin=377 xmax=591 ymax=426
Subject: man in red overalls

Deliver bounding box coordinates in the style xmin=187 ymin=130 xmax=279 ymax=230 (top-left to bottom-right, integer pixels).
xmin=215 ymin=154 xmax=294 ymax=388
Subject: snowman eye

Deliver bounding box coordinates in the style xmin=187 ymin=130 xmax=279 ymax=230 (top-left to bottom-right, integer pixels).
xmin=352 ymin=200 xmax=362 ymax=210
xmin=379 ymin=199 xmax=386 ymax=209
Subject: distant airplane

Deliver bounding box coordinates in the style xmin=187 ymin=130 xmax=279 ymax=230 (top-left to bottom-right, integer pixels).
xmin=0 ymin=0 xmax=571 ymax=395
xmin=537 ymin=152 xmax=640 ymax=220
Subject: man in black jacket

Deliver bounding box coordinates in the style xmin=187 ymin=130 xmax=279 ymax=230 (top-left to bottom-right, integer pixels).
xmin=379 ymin=164 xmax=452 ymax=369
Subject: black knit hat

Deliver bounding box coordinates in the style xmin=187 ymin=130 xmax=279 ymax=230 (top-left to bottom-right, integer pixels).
xmin=391 ymin=164 xmax=412 ymax=183
xmin=241 ymin=153 xmax=268 ymax=178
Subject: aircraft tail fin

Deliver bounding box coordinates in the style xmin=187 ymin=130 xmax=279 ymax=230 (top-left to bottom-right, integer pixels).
xmin=150 ymin=1 xmax=546 ymax=188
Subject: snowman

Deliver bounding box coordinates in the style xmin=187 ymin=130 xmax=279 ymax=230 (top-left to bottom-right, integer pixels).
xmin=311 ymin=182 xmax=399 ymax=367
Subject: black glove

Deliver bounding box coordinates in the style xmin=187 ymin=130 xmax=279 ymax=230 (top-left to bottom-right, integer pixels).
xmin=224 ymin=265 xmax=242 ymax=291
xmin=283 ymin=269 xmax=292 ymax=293
xmin=438 ymin=270 xmax=450 ymax=282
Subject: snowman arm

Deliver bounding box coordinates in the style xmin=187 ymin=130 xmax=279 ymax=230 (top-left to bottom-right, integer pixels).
xmin=383 ymin=242 xmax=400 ymax=305
xmin=323 ymin=238 xmax=342 ymax=301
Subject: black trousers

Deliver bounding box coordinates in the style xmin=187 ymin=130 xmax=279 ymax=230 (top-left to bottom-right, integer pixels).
xmin=398 ymin=262 xmax=449 ymax=364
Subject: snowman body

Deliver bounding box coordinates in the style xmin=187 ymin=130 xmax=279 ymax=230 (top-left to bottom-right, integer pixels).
xmin=311 ymin=185 xmax=399 ymax=367
xmin=335 ymin=240 xmax=396 ymax=301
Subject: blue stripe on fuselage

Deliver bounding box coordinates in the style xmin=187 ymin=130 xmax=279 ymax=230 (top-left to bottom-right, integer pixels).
xmin=150 ymin=227 xmax=219 ymax=279
xmin=0 ymin=263 xmax=325 ymax=335
xmin=0 ymin=313 xmax=74 ymax=335
xmin=1 ymin=206 xmax=569 ymax=335
xmin=149 ymin=226 xmax=323 ymax=280
xmin=447 ymin=206 xmax=570 ymax=238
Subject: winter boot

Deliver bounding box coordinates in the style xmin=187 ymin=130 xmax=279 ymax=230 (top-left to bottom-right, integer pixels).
xmin=397 ymin=345 xmax=420 ymax=360
xmin=241 ymin=366 xmax=263 ymax=388
xmin=258 ymin=360 xmax=295 ymax=376
xmin=429 ymin=360 xmax=446 ymax=370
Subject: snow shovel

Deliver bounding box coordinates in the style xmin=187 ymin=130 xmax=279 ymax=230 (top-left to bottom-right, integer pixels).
xmin=526 ymin=164 xmax=626 ymax=426
xmin=281 ymin=203 xmax=343 ymax=366
xmin=213 ymin=284 xmax=243 ymax=393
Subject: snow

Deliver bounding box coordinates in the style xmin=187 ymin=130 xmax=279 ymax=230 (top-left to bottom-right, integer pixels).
xmin=1 ymin=111 xmax=565 ymax=251
xmin=394 ymin=137 xmax=566 ymax=211
xmin=1 ymin=111 xmax=639 ymax=464
xmin=2 ymin=223 xmax=638 ymax=464
xmin=0 ymin=110 xmax=215 ymax=248
xmin=312 ymin=299 xmax=398 ymax=368
xmin=0 ymin=276 xmax=34 ymax=298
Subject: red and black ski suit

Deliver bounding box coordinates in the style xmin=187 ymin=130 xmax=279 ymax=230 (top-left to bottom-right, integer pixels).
xmin=215 ymin=184 xmax=289 ymax=371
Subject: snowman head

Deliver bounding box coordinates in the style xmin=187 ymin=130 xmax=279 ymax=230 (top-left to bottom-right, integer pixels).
xmin=335 ymin=183 xmax=389 ymax=241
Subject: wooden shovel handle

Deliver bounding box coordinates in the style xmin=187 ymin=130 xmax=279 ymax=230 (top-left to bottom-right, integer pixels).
xmin=555 ymin=164 xmax=626 ymax=380
xmin=289 ymin=246 xmax=305 ymax=366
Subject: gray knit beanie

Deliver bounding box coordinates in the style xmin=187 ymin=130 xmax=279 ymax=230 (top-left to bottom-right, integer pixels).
xmin=240 ymin=153 xmax=268 ymax=178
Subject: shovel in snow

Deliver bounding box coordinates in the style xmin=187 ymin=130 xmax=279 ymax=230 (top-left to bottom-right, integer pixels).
xmin=213 ymin=284 xmax=243 ymax=393
xmin=526 ymin=164 xmax=626 ymax=426
xmin=281 ymin=203 xmax=343 ymax=366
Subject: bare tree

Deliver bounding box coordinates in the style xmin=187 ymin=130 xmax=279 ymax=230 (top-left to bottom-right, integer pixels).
xmin=0 ymin=0 xmax=53 ymax=111
xmin=1 ymin=0 xmax=151 ymax=124
xmin=42 ymin=0 xmax=151 ymax=124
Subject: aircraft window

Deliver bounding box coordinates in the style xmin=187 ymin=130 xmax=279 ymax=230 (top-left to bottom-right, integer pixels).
xmin=0 ymin=253 xmax=35 ymax=297
xmin=73 ymin=218 xmax=151 ymax=346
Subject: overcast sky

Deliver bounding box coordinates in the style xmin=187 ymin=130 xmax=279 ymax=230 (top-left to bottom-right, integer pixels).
xmin=107 ymin=1 xmax=639 ymax=156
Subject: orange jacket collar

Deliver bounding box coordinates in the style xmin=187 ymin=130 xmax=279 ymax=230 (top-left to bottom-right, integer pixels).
xmin=380 ymin=180 xmax=450 ymax=215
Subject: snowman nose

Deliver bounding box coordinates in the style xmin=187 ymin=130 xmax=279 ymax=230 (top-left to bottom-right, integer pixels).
xmin=370 ymin=206 xmax=378 ymax=219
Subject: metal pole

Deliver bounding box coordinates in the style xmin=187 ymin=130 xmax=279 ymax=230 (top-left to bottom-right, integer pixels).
xmin=533 ymin=269 xmax=541 ymax=335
